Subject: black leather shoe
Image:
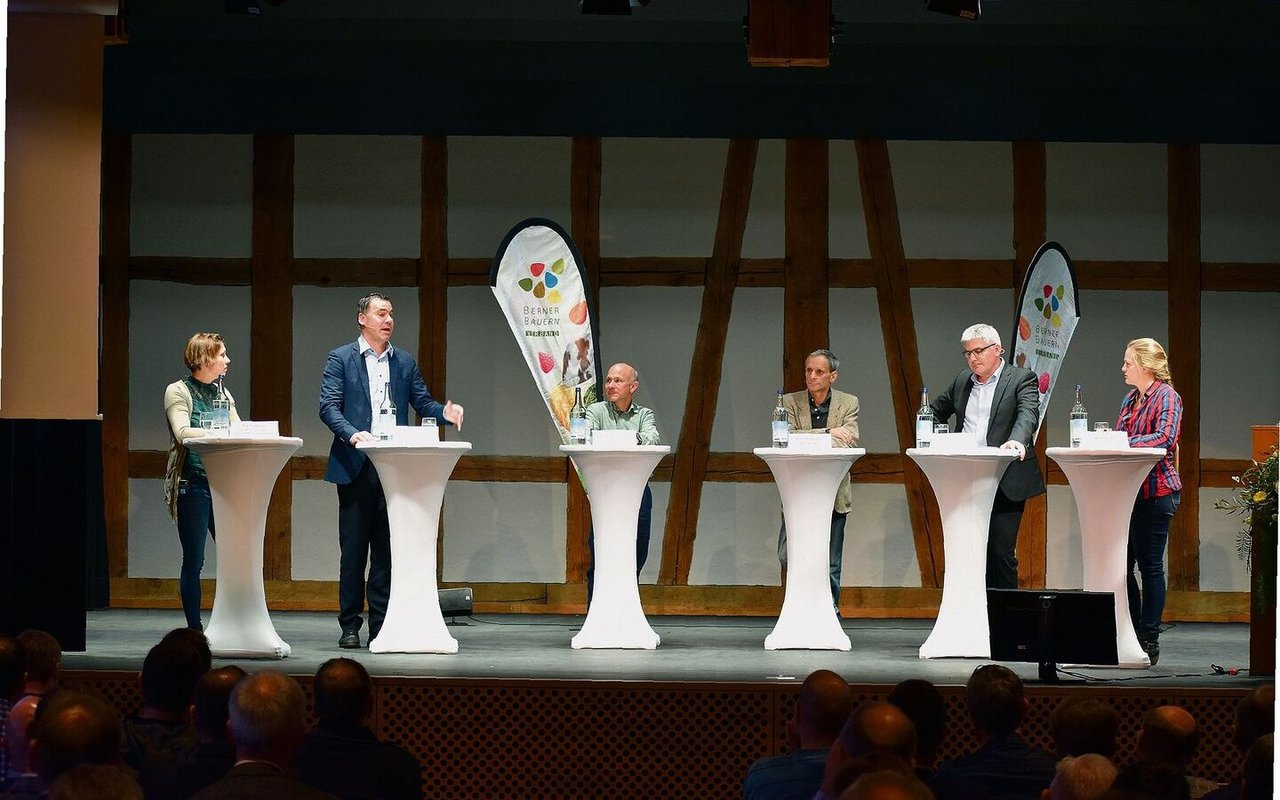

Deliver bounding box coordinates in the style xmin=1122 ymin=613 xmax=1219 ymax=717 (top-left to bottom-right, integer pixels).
xmin=338 ymin=629 xmax=360 ymax=649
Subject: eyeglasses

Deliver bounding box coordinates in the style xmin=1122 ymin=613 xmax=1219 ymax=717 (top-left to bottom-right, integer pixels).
xmin=962 ymin=343 xmax=999 ymax=360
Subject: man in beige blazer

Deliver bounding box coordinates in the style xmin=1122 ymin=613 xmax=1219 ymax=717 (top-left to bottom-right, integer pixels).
xmin=778 ymin=349 xmax=861 ymax=609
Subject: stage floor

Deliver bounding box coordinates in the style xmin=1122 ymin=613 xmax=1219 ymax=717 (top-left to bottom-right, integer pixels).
xmin=64 ymin=609 xmax=1263 ymax=688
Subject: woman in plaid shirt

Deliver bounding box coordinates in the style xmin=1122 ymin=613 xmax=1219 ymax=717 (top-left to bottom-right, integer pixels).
xmin=1117 ymin=337 xmax=1183 ymax=666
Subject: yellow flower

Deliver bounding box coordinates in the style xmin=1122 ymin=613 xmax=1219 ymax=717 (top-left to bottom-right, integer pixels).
xmin=1254 ymin=490 xmax=1269 ymax=504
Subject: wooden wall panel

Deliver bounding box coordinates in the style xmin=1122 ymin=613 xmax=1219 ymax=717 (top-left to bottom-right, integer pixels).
xmin=783 ymin=139 xmax=830 ymax=389
xmin=101 ymin=134 xmax=131 ymax=579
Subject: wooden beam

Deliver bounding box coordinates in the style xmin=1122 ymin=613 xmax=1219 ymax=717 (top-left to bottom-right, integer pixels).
xmin=1013 ymin=141 xmax=1048 ymax=589
xmin=856 ymin=139 xmax=945 ymax=588
xmin=660 ymin=139 xmax=758 ymax=586
xmin=130 ymin=257 xmax=252 ymax=284
xmin=101 ymin=133 xmax=131 ymax=581
xmin=908 ymin=259 xmax=1016 ymax=289
xmin=421 ymin=137 xmax=450 ymax=580
xmin=1202 ymin=262 xmax=1280 ymax=292
xmin=1201 ymin=458 xmax=1253 ymax=488
xmin=1168 ymin=144 xmax=1202 ymax=592
xmin=251 ymin=136 xmax=295 ymax=581
xmin=567 ymin=137 xmax=603 ymax=584
xmin=783 ymin=139 xmax=829 ymax=389
xmin=294 ymin=258 xmax=418 ymax=287
xmin=1073 ymin=260 xmax=1168 ymax=290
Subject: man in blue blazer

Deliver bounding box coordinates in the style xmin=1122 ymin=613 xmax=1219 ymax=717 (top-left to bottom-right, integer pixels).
xmin=928 ymin=322 xmax=1045 ymax=589
xmin=319 ymin=292 xmax=464 ymax=649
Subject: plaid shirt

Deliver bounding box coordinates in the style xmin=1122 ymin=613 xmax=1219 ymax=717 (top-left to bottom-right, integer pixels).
xmin=1116 ymin=379 xmax=1183 ymax=498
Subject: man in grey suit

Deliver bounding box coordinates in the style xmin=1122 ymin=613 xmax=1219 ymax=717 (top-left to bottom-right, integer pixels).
xmin=777 ymin=349 xmax=861 ymax=607
xmin=928 ymin=323 xmax=1044 ymax=589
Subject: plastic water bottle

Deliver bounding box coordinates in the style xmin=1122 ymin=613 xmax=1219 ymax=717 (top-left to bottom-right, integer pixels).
xmin=915 ymin=388 xmax=933 ymax=448
xmin=772 ymin=390 xmax=789 ymax=448
xmin=570 ymin=387 xmax=588 ymax=444
xmin=1070 ymin=384 xmax=1088 ymax=448
xmin=375 ymin=380 xmax=396 ymax=441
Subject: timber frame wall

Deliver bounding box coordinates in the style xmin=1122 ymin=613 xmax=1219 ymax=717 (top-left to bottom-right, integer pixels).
xmin=103 ymin=135 xmax=1277 ymax=619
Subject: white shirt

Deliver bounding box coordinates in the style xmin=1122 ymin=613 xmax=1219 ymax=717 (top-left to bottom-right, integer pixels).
xmin=962 ymin=360 xmax=1004 ymax=446
xmin=358 ymin=336 xmax=393 ymax=413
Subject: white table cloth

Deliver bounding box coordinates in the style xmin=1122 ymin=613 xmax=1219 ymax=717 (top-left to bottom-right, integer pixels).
xmin=754 ymin=447 xmax=866 ymax=650
xmin=907 ymin=447 xmax=1017 ymax=659
xmin=186 ymin=436 xmax=302 ymax=659
xmin=356 ymin=440 xmax=471 ymax=654
xmin=561 ymin=444 xmax=669 ymax=649
xmin=1047 ymin=446 xmax=1166 ymax=668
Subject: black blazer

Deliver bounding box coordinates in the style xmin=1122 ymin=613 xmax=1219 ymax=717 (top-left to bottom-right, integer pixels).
xmin=929 ymin=363 xmax=1046 ymax=502
xmin=191 ymin=762 xmax=338 ymax=800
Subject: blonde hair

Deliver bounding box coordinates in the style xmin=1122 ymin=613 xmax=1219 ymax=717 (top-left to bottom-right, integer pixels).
xmin=1126 ymin=337 xmax=1172 ymax=384
xmin=184 ymin=332 xmax=225 ymax=373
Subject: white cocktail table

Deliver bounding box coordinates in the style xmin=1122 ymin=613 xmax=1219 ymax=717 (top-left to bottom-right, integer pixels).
xmin=186 ymin=436 xmax=302 ymax=659
xmin=561 ymin=444 xmax=669 ymax=649
xmin=907 ymin=447 xmax=1017 ymax=659
xmin=356 ymin=440 xmax=472 ymax=654
xmin=1048 ymin=446 xmax=1166 ymax=668
xmin=754 ymin=447 xmax=866 ymax=650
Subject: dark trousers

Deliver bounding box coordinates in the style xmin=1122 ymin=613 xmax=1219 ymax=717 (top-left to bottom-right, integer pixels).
xmin=336 ymin=461 xmax=392 ymax=637
xmin=987 ymin=490 xmax=1025 ymax=589
xmin=1127 ymin=491 xmax=1180 ymax=639
xmin=175 ymin=474 xmax=215 ymax=630
xmin=778 ymin=511 xmax=847 ymax=607
xmin=587 ymin=484 xmax=652 ymax=603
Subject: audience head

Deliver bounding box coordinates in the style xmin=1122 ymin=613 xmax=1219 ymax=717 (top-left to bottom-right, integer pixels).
xmin=6 ymin=695 xmax=40 ymax=775
xmin=1047 ymin=754 xmax=1119 ymax=800
xmin=0 ymin=634 xmax=26 ymax=701
xmin=1234 ymin=684 xmax=1275 ymax=755
xmin=886 ymin=679 xmax=945 ymax=768
xmin=1241 ymin=733 xmax=1273 ymax=800
xmin=17 ymin=629 xmax=61 ymax=689
xmin=1108 ymin=761 xmax=1190 ymax=800
xmin=965 ymin=664 xmax=1026 ymax=737
xmin=837 ymin=701 xmax=916 ymax=763
xmin=840 ymin=765 xmax=933 ymax=800
xmin=790 ymin=669 xmax=853 ymax=748
xmin=190 ymin=666 xmax=247 ymax=740
xmin=826 ymin=752 xmax=916 ymax=800
xmin=1050 ymin=697 xmax=1121 ymax=758
xmin=314 ymin=658 xmax=375 ymax=728
xmin=141 ymin=629 xmax=212 ymax=714
xmin=1136 ymin=705 xmax=1199 ymax=768
xmin=28 ymin=689 xmax=122 ymax=782
xmin=48 ymin=763 xmax=143 ymax=800
xmin=228 ymin=670 xmax=307 ymax=764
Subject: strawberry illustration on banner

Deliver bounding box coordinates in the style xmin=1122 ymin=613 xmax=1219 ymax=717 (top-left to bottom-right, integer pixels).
xmin=1011 ymin=241 xmax=1081 ymax=436
xmin=490 ymin=219 xmax=603 ymax=442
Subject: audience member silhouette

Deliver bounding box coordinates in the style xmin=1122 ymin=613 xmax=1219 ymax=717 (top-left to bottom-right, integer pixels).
xmin=1105 ymin=761 xmax=1191 ymax=800
xmin=816 ymin=701 xmax=917 ymax=800
xmin=1044 ymin=753 xmax=1118 ymax=800
xmin=887 ymin=678 xmax=945 ymax=790
xmin=122 ymin=630 xmax=211 ymax=777
xmin=1239 ymin=732 xmax=1272 ymax=800
xmin=840 ymin=761 xmax=933 ymax=800
xmin=143 ymin=666 xmax=246 ymax=800
xmin=743 ymin=669 xmax=852 ymax=800
xmin=1202 ymin=684 xmax=1274 ymax=800
xmin=0 ymin=636 xmax=26 ymax=783
xmin=294 ymin=658 xmax=421 ymax=800
xmin=190 ymin=670 xmax=336 ymax=799
xmin=1134 ymin=705 xmax=1216 ymax=799
xmin=4 ymin=631 xmax=60 ymax=787
xmin=2 ymin=689 xmax=130 ymax=799
xmin=1050 ymin=697 xmax=1120 ymax=758
xmin=933 ymin=664 xmax=1055 ymax=800
xmin=48 ymin=763 xmax=143 ymax=800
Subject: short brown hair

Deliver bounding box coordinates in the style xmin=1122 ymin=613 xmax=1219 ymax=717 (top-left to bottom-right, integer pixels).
xmin=183 ymin=333 xmax=225 ymax=373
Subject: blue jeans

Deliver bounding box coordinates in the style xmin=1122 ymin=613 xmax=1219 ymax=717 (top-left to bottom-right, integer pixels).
xmin=176 ymin=473 xmax=215 ymax=630
xmin=1126 ymin=491 xmax=1180 ymax=638
xmin=778 ymin=510 xmax=847 ymax=607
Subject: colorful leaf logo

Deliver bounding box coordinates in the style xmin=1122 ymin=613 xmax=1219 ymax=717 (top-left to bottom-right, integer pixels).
xmin=514 ymin=261 xmax=563 ymax=301
xmin=1032 ymin=284 xmax=1067 ymax=328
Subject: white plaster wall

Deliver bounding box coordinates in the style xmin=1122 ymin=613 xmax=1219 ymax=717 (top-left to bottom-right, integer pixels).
xmin=843 ymin=484 xmax=920 ymax=588
xmin=442 ymin=482 xmax=568 ymax=583
xmin=830 ymin=141 xmax=871 ymax=259
xmin=689 ymin=483 xmax=784 ymax=587
xmin=1202 ymin=145 xmax=1280 ymax=262
xmin=890 ymin=141 xmax=1014 ymax=260
xmin=601 ymin=138 xmax=727 ymax=258
xmin=291 ymin=480 xmax=340 ymax=581
xmin=829 ymin=288 xmax=896 ymax=452
xmin=131 ymin=134 xmax=252 ymax=258
xmin=1200 ymin=292 xmax=1280 ymax=458
xmin=1199 ymin=487 xmax=1251 ymax=592
xmin=710 ymin=288 xmax=784 ymax=451
xmin=448 ymin=136 xmax=572 ymax=259
xmin=127 ymin=478 xmax=218 ymax=578
xmin=1046 ymin=143 xmax=1166 ymax=261
xmin=740 ymin=139 xmax=784 ymax=260
xmin=294 ymin=135 xmax=421 ymax=258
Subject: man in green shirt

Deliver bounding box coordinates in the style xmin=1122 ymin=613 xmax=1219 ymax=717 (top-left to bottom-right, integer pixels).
xmin=584 ymin=363 xmax=660 ymax=601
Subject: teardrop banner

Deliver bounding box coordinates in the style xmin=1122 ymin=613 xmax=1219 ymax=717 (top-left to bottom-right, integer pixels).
xmin=1010 ymin=241 xmax=1082 ymax=436
xmin=490 ymin=218 xmax=603 ymax=443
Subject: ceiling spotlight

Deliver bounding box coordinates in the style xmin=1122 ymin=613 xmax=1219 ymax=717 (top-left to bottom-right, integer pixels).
xmin=579 ymin=0 xmax=649 ymax=15
xmin=925 ymin=0 xmax=980 ymax=20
